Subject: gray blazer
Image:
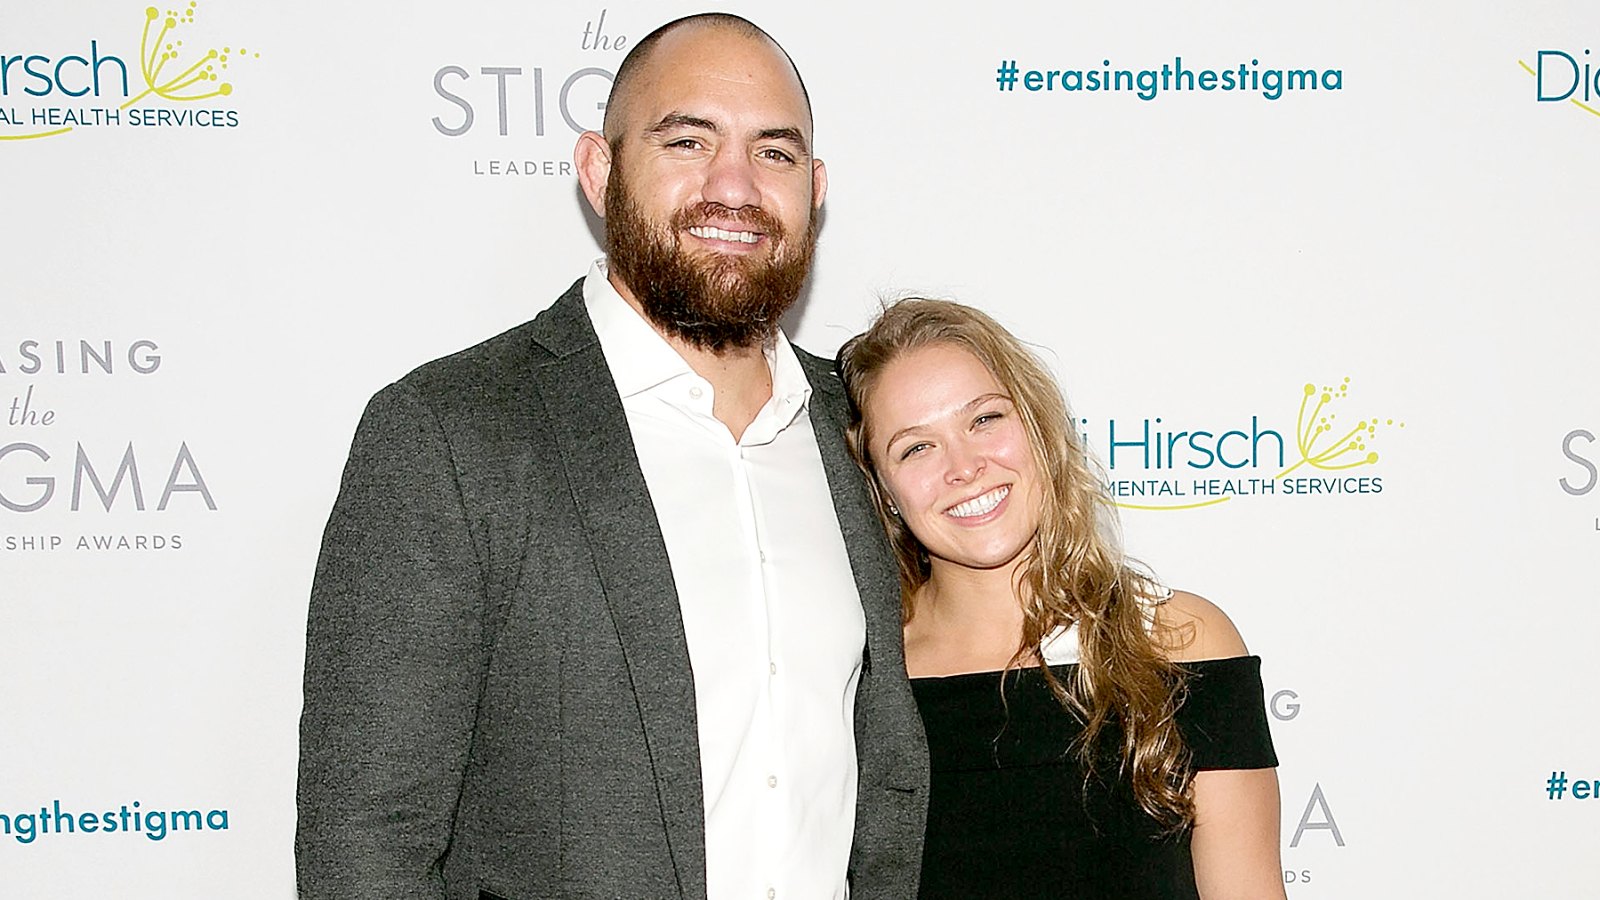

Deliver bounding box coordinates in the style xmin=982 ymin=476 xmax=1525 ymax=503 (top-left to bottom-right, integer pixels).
xmin=296 ymin=280 xmax=928 ymax=900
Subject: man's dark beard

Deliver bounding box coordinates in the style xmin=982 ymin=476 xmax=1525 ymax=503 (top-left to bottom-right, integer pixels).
xmin=605 ymin=165 xmax=818 ymax=353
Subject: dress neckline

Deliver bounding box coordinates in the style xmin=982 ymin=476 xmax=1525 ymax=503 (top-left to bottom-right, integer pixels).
xmin=909 ymin=654 xmax=1260 ymax=683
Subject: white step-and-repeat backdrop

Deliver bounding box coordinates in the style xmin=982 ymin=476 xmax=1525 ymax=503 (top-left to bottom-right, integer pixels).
xmin=3 ymin=0 xmax=1595 ymax=896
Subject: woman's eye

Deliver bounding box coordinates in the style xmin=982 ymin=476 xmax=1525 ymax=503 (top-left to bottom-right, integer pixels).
xmin=975 ymin=411 xmax=1003 ymax=427
xmin=899 ymin=442 xmax=930 ymax=460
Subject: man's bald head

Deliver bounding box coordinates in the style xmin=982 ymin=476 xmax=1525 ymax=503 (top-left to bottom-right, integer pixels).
xmin=602 ymin=13 xmax=813 ymax=144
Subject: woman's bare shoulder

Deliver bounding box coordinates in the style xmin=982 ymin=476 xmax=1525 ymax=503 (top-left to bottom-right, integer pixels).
xmin=1152 ymin=589 xmax=1250 ymax=662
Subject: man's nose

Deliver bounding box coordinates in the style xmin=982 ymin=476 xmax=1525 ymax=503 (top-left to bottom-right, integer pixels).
xmin=701 ymin=145 xmax=761 ymax=210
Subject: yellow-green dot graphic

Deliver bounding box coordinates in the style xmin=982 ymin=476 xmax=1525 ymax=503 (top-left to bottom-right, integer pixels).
xmin=122 ymin=2 xmax=257 ymax=110
xmin=1278 ymin=378 xmax=1401 ymax=477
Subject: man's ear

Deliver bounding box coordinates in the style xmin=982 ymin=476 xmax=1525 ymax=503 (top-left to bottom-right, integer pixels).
xmin=811 ymin=157 xmax=829 ymax=210
xmin=574 ymin=131 xmax=613 ymax=218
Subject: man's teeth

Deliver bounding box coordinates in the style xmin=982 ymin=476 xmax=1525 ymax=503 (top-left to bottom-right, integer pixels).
xmin=948 ymin=486 xmax=1009 ymax=518
xmin=688 ymin=225 xmax=760 ymax=243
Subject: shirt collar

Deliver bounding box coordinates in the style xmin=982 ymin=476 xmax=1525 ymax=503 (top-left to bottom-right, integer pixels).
xmin=584 ymin=258 xmax=695 ymax=399
xmin=583 ymin=257 xmax=813 ymax=418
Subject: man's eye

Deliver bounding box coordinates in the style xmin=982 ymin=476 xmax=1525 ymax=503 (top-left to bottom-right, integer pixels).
xmin=667 ymin=138 xmax=704 ymax=150
xmin=759 ymin=147 xmax=796 ymax=164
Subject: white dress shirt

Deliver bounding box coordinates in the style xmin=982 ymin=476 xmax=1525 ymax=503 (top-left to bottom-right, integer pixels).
xmin=584 ymin=259 xmax=865 ymax=900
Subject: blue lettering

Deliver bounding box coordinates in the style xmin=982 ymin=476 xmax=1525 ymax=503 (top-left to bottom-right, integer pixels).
xmin=1217 ymin=429 xmax=1250 ymax=468
xmin=51 ymin=800 xmax=74 ymax=834
xmin=1136 ymin=68 xmax=1158 ymax=100
xmin=1262 ymin=69 xmax=1284 ymax=100
xmin=91 ymin=41 xmax=127 ymax=97
xmin=53 ymin=54 xmax=89 ymax=97
xmin=1252 ymin=416 xmax=1285 ymax=468
xmin=0 ymin=42 xmax=127 ymax=97
xmin=12 ymin=813 xmax=37 ymax=844
xmin=1108 ymin=418 xmax=1151 ymax=469
xmin=22 ymin=55 xmax=52 ymax=96
xmin=1538 ymin=50 xmax=1580 ymax=101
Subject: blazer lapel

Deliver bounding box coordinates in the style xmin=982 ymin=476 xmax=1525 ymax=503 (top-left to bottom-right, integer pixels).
xmin=529 ymin=285 xmax=708 ymax=900
xmin=799 ymin=357 xmax=903 ymax=684
xmin=800 ymin=353 xmax=926 ymax=793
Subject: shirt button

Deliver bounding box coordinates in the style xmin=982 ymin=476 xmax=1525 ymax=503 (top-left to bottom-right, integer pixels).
xmin=767 ymin=775 xmax=778 ymax=788
xmin=689 ymin=386 xmax=703 ymax=399
xmin=767 ymin=890 xmax=776 ymax=900
xmin=769 ymin=662 xmax=777 ymax=675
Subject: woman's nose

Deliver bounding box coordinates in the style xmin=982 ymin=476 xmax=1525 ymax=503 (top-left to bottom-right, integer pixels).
xmin=945 ymin=442 xmax=985 ymax=484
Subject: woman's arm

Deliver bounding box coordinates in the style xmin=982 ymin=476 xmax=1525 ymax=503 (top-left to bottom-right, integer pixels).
xmin=1191 ymin=767 xmax=1286 ymax=900
xmin=1157 ymin=591 xmax=1288 ymax=900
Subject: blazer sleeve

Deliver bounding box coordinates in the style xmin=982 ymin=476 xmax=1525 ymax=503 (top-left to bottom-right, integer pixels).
xmin=295 ymin=381 xmax=491 ymax=899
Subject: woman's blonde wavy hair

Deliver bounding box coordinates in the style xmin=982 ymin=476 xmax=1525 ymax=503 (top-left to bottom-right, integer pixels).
xmin=837 ymin=298 xmax=1194 ymax=827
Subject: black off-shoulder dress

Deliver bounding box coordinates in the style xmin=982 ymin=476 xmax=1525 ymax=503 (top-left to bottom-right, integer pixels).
xmin=911 ymin=656 xmax=1278 ymax=900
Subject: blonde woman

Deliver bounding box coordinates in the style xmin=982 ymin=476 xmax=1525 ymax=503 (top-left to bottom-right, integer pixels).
xmin=839 ymin=300 xmax=1285 ymax=900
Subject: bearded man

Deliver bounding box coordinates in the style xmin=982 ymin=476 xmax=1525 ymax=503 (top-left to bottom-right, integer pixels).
xmin=295 ymin=14 xmax=927 ymax=900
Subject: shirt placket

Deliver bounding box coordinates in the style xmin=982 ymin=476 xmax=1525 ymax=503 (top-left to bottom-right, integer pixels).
xmin=737 ymin=429 xmax=791 ymax=900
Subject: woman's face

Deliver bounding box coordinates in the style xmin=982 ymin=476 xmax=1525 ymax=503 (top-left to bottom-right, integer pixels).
xmin=864 ymin=342 xmax=1041 ymax=578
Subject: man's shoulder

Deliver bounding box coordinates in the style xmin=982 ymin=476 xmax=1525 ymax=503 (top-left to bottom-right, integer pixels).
xmin=789 ymin=340 xmax=847 ymax=406
xmin=789 ymin=342 xmax=834 ymax=374
xmin=391 ymin=278 xmax=589 ymax=404
xmin=400 ymin=319 xmax=542 ymax=395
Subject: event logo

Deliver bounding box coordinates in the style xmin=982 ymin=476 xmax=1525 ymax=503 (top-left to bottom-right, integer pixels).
xmin=1521 ymin=49 xmax=1600 ymax=120
xmin=1094 ymin=377 xmax=1405 ymax=511
xmin=0 ymin=338 xmax=217 ymax=553
xmin=1557 ymin=427 xmax=1597 ymax=531
xmin=0 ymin=2 xmax=259 ymax=141
xmin=429 ymin=8 xmax=627 ymax=178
